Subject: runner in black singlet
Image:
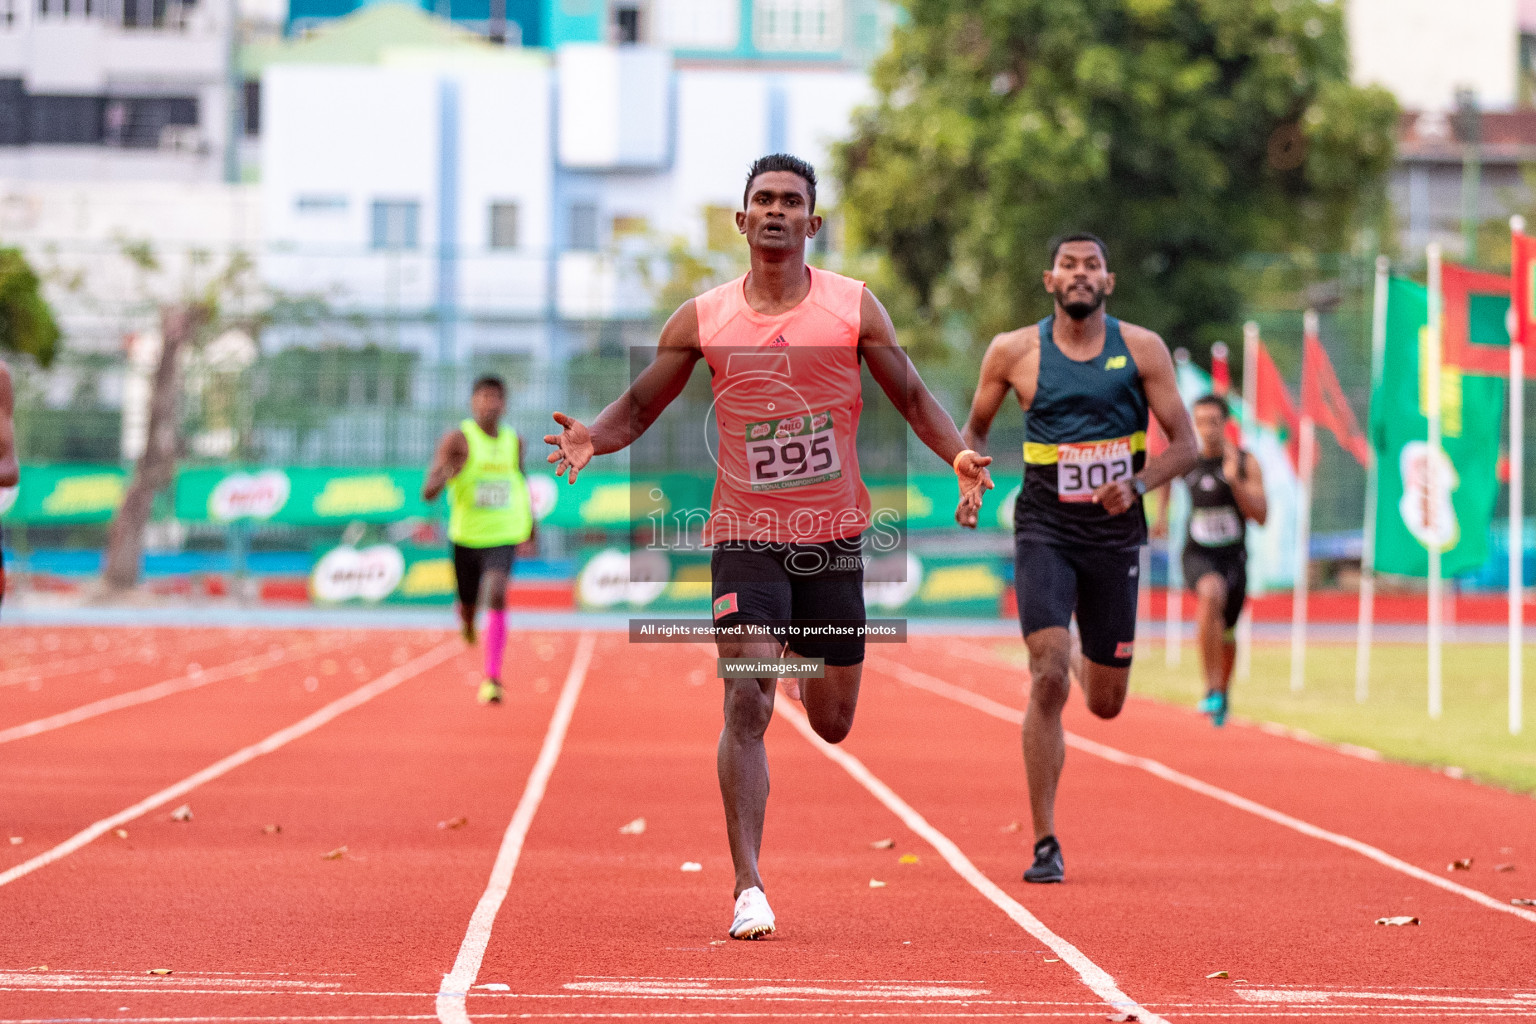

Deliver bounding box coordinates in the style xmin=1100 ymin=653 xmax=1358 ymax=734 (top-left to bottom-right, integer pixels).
xmin=1167 ymin=394 xmax=1266 ymax=727
xmin=959 ymin=234 xmax=1198 ymax=884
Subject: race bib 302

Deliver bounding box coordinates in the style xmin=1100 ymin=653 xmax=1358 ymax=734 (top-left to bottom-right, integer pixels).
xmin=1055 ymin=437 xmax=1134 ymax=503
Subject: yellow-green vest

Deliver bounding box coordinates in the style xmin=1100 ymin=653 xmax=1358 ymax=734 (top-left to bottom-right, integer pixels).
xmin=447 ymin=419 xmax=532 ymax=547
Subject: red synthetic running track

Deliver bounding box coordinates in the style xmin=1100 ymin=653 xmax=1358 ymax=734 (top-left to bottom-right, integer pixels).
xmin=1 ymin=625 xmax=1534 ymax=1023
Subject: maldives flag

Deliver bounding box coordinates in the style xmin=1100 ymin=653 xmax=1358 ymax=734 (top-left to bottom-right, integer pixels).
xmin=1251 ymin=339 xmax=1300 ymax=467
xmin=1513 ymin=230 xmax=1536 ymax=349
xmin=1301 ymin=330 xmax=1370 ymax=466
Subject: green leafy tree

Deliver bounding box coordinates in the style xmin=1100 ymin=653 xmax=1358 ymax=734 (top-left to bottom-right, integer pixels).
xmin=836 ymin=0 xmax=1398 ymax=356
xmin=0 ymin=247 xmax=60 ymax=366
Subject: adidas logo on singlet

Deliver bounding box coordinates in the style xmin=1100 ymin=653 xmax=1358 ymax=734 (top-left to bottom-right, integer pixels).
xmin=771 ymin=334 xmax=789 ymax=347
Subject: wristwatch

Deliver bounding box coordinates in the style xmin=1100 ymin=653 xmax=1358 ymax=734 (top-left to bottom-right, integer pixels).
xmin=1131 ymin=477 xmax=1147 ymax=497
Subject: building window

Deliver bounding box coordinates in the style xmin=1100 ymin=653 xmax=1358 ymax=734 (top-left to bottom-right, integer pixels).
xmin=102 ymin=96 xmax=198 ymax=148
xmin=488 ymin=202 xmax=519 ymax=249
xmin=0 ymin=0 xmax=16 ymax=26
xmin=29 ymin=95 xmax=105 ymax=144
xmin=243 ymin=80 xmax=260 ymax=136
xmin=568 ymin=202 xmax=598 ymax=251
xmin=754 ymin=0 xmax=841 ymax=52
xmin=296 ymin=195 xmax=348 ymax=214
xmin=658 ymin=0 xmax=738 ymax=49
xmin=613 ymin=2 xmax=640 ymax=43
xmin=371 ymin=200 xmax=420 ymax=250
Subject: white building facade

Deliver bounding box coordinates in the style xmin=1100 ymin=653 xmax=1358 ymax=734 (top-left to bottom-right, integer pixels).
xmin=259 ymin=41 xmax=871 ymax=359
xmin=0 ymin=0 xmax=240 ymax=182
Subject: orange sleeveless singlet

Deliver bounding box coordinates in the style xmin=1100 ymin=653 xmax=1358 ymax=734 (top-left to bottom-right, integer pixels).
xmin=695 ymin=267 xmax=869 ymax=546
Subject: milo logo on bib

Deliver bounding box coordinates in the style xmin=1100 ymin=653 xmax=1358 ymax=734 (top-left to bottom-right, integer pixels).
xmin=744 ymin=410 xmax=842 ymax=492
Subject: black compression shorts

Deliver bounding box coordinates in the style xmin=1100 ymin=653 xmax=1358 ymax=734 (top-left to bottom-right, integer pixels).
xmin=1015 ymin=538 xmax=1141 ymax=669
xmin=710 ymin=536 xmax=866 ymax=668
xmin=1182 ymin=546 xmax=1247 ymax=632
xmin=451 ymin=543 xmax=516 ymax=609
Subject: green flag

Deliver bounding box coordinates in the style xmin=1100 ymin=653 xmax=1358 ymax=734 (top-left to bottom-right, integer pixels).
xmin=1371 ymin=277 xmax=1504 ymax=578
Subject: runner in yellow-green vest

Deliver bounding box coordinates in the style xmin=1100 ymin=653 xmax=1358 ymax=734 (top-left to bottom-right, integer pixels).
xmin=423 ymin=375 xmax=534 ymax=705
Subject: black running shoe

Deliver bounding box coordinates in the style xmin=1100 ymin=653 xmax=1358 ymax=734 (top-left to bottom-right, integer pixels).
xmin=1024 ymin=834 xmax=1064 ymax=883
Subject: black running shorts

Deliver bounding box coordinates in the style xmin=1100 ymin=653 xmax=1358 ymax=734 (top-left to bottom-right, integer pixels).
xmin=710 ymin=536 xmax=866 ymax=668
xmin=1015 ymin=538 xmax=1141 ymax=669
xmin=451 ymin=543 xmax=516 ymax=609
xmin=1182 ymin=545 xmax=1247 ymax=632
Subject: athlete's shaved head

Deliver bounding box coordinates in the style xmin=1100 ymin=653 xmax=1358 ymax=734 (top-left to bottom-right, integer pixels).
xmin=744 ymin=154 xmax=817 ymax=212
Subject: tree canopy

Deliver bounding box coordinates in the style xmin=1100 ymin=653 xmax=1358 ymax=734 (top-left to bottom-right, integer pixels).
xmin=0 ymin=247 xmax=59 ymax=366
xmin=836 ymin=0 xmax=1398 ymax=357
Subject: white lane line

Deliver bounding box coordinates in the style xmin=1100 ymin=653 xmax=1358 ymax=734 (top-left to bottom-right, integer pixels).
xmin=0 ymin=643 xmax=333 ymax=746
xmin=0 ymin=640 xmax=460 ymax=889
xmin=870 ymin=656 xmax=1536 ymax=926
xmin=773 ymin=699 xmax=1167 ymax=1024
xmin=436 ymin=632 xmax=597 ymax=1024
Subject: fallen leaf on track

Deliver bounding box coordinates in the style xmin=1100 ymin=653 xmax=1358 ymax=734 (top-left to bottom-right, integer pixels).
xmin=321 ymin=846 xmax=348 ymax=860
xmin=1512 ymin=898 xmax=1536 ymax=906
xmin=1106 ymin=1014 xmax=1139 ymax=1022
xmin=476 ymin=983 xmax=510 ymax=991
xmin=1206 ymin=971 xmax=1229 ymax=979
xmin=1447 ymin=858 xmax=1472 ymax=871
xmin=618 ymin=817 xmax=646 ymax=835
xmin=8 ymin=837 xmax=21 ymax=845
xmin=170 ymin=805 xmax=192 ymax=822
xmin=263 ymin=824 xmax=282 ymax=835
xmin=147 ymin=969 xmax=172 ymax=976
xmin=869 ymin=879 xmax=887 ymax=888
xmin=1043 ymin=958 xmax=1059 ymax=963
xmin=1495 ymin=863 xmax=1516 ymax=872
xmin=1375 ymin=916 xmax=1420 ymax=926
xmin=898 ymin=854 xmax=920 ymax=865
xmin=1002 ymin=821 xmax=1023 ymax=833
xmin=870 ymin=838 xmax=895 ymax=849
xmin=438 ymin=817 xmax=468 ymax=830
xmin=680 ymin=861 xmax=703 ymax=872
xmin=113 ymin=829 xmax=128 ymax=839
xmin=26 ymin=966 xmax=46 ymax=972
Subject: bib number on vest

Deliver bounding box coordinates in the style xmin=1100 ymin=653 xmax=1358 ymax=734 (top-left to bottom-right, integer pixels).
xmin=1189 ymin=507 xmax=1242 ymax=546
xmin=474 ymin=480 xmax=511 ymax=509
xmin=1055 ymin=438 xmax=1133 ymax=503
xmin=744 ymin=411 xmax=842 ymax=492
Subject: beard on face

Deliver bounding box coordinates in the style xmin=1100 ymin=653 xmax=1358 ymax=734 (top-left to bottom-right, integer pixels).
xmin=1056 ymin=283 xmax=1106 ymax=320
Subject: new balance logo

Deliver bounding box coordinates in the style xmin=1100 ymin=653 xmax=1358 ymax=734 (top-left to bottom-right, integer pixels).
xmin=1105 ymin=355 xmax=1128 ymax=370
xmin=771 ymin=334 xmax=789 ymax=347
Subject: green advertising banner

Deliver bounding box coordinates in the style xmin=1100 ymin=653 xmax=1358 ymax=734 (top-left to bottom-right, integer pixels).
xmin=1371 ymin=278 xmax=1505 ymax=578
xmin=2 ymin=464 xmax=126 ymax=524
xmin=176 ymin=467 xmax=435 ymax=525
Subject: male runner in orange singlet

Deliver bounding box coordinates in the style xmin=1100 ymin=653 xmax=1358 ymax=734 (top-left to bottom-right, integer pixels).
xmin=546 ymin=154 xmax=994 ymax=939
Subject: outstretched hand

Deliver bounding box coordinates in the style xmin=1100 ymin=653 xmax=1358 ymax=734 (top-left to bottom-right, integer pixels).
xmin=545 ymin=412 xmax=595 ymax=484
xmin=954 ymin=450 xmax=995 ymax=529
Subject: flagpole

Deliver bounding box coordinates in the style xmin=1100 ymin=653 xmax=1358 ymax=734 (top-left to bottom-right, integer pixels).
xmin=1427 ymin=243 xmax=1444 ymax=721
xmin=1356 ymin=256 xmax=1390 ymax=702
xmin=1510 ymin=216 xmax=1526 ymax=737
xmin=1291 ymin=310 xmax=1318 ymax=694
xmin=1238 ymin=321 xmax=1260 ymax=681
